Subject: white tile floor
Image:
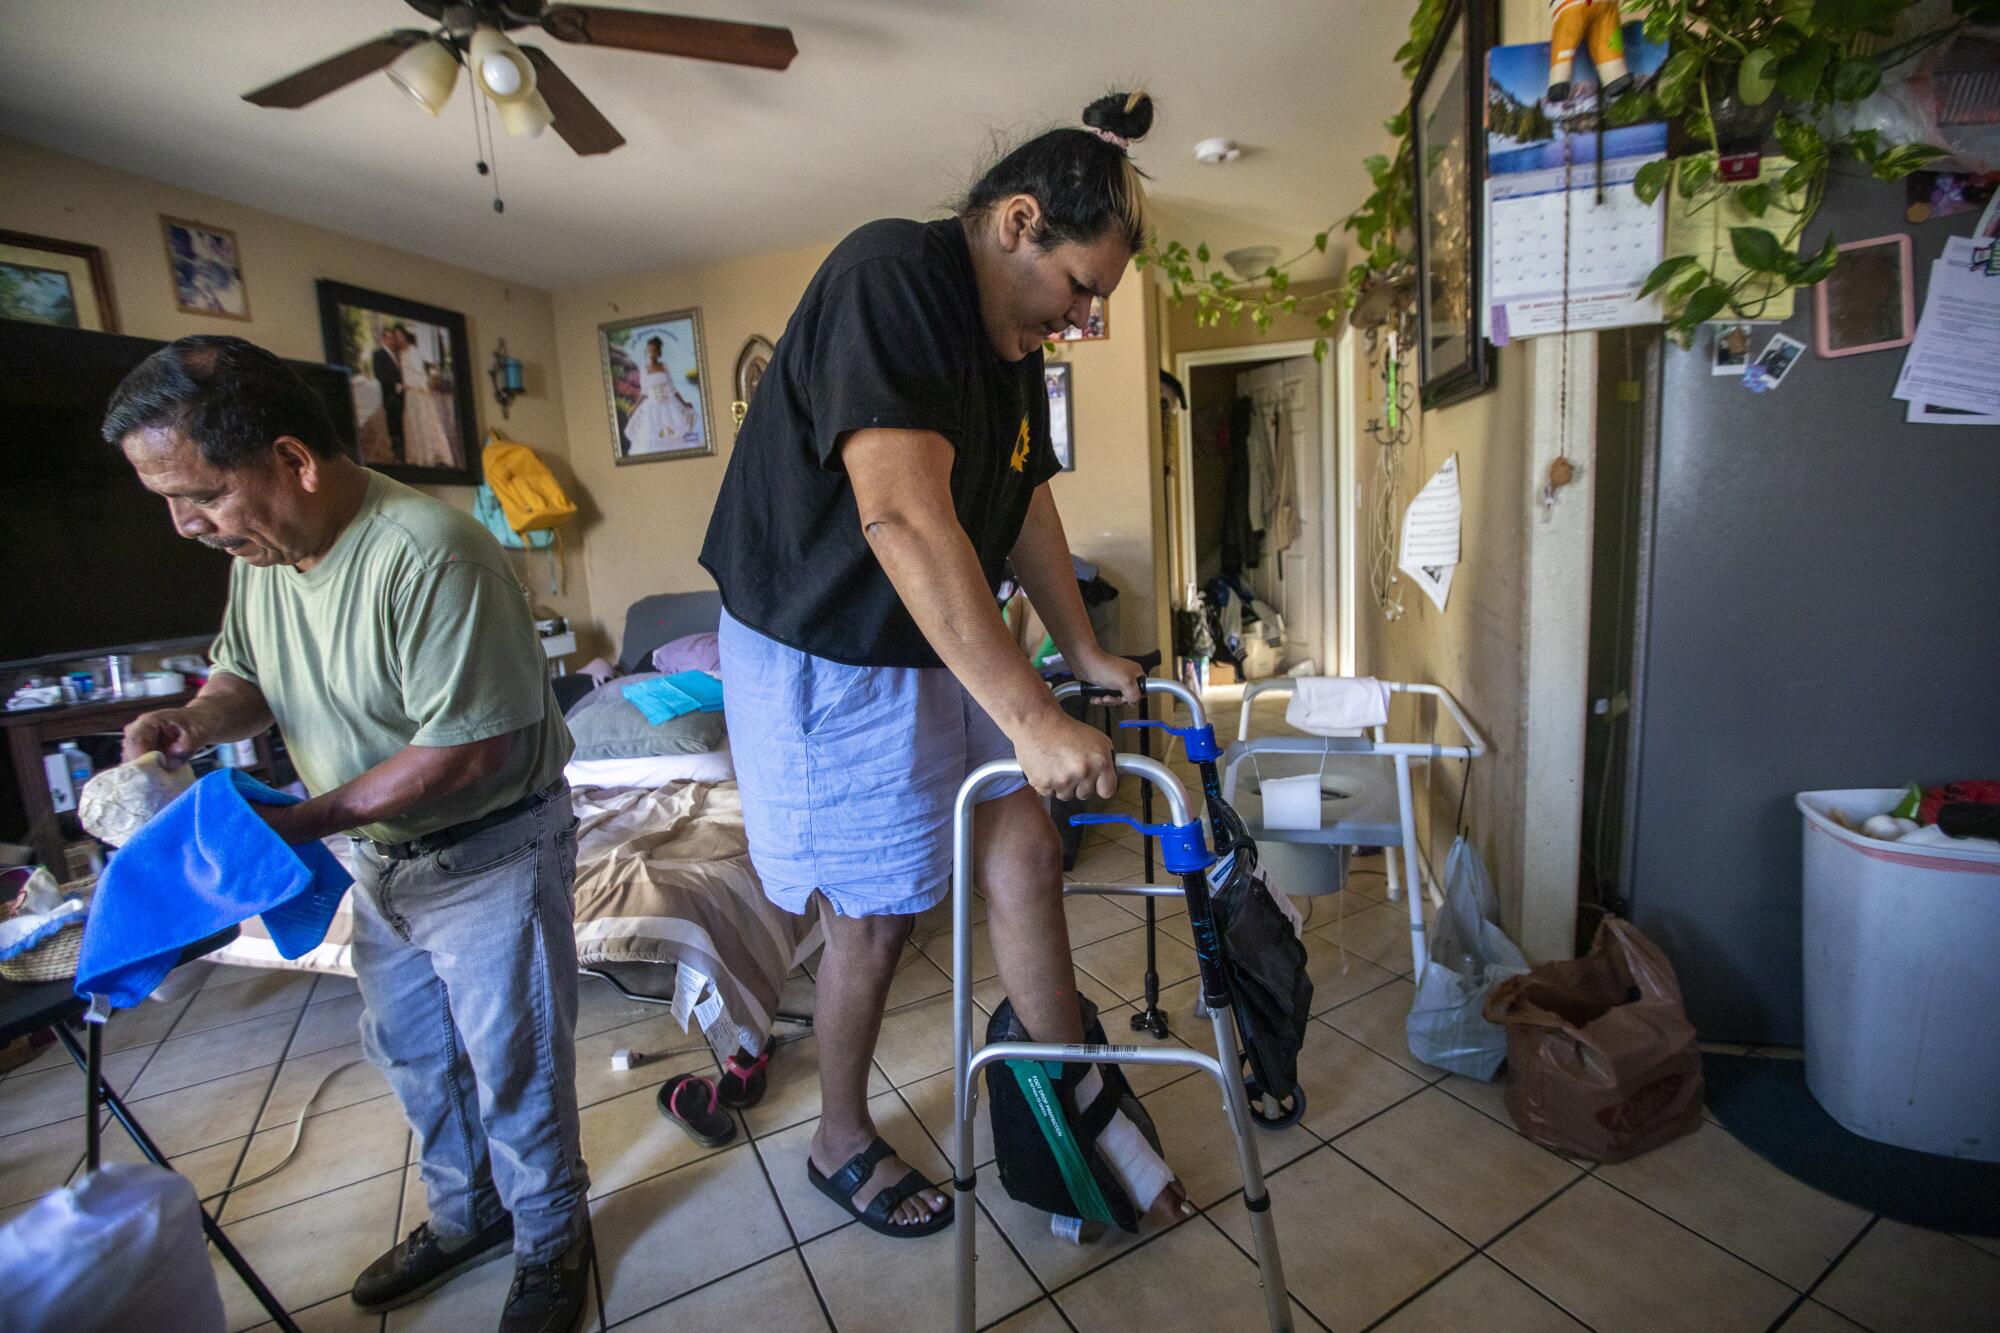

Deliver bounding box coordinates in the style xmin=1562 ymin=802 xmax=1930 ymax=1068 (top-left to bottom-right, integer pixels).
xmin=2 ymin=699 xmax=1995 ymax=1330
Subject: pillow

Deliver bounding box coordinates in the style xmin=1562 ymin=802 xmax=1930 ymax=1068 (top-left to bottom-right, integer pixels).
xmin=564 ymin=671 xmax=727 ymax=759
xmin=564 ymin=747 xmax=734 ymax=789
xmin=652 ymin=631 xmax=721 ymax=675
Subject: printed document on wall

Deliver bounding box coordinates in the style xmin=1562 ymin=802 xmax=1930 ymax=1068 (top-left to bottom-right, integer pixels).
xmin=1400 ymin=454 xmax=1462 ymax=613
xmin=1892 ymin=237 xmax=2000 ymax=416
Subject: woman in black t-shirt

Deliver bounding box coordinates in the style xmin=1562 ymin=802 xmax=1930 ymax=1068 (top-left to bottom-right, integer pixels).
xmin=701 ymin=92 xmax=1189 ymax=1236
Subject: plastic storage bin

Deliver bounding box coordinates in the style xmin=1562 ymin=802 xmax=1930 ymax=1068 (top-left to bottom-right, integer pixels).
xmin=1796 ymin=789 xmax=2000 ymax=1161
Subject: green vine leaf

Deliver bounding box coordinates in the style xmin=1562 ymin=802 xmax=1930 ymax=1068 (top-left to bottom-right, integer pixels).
xmin=1678 ymin=154 xmax=1717 ymax=198
xmin=1634 ymin=159 xmax=1673 ymax=205
xmin=1735 ymin=182 xmax=1773 ymax=217
xmin=1684 ymin=283 xmax=1732 ymax=327
xmin=1656 ymin=48 xmax=1703 ymax=112
xmin=1730 ymin=227 xmax=1789 ymax=274
xmin=1831 ymin=55 xmax=1881 ymax=102
xmin=1776 ymin=39 xmax=1832 ymax=102
xmin=1739 ymin=48 xmax=1779 ymax=105
xmin=1639 ymin=255 xmax=1699 ymax=298
xmin=1196 ymin=243 xmax=1210 ymax=264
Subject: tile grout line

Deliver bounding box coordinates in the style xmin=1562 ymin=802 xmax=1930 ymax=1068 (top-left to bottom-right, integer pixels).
xmin=1761 ymin=1213 xmax=1881 ymax=1333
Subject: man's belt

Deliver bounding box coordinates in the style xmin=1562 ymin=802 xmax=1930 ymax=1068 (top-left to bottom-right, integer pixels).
xmin=370 ymin=778 xmax=566 ymax=862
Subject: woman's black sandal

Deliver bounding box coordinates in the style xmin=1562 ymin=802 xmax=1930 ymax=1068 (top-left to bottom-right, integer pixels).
xmin=806 ymin=1136 xmax=953 ymax=1237
xmin=657 ymin=1073 xmax=738 ymax=1148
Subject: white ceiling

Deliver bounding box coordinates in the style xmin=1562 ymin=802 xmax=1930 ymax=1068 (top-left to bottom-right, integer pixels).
xmin=2 ymin=1 xmax=1410 ymax=291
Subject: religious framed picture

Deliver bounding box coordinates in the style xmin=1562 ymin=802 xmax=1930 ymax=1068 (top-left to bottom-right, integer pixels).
xmin=1054 ymin=294 xmax=1108 ymax=342
xmin=1410 ymin=0 xmax=1494 ymax=409
xmin=160 ymin=216 xmax=251 ymax=321
xmin=735 ymin=334 xmax=775 ymax=409
xmin=315 ymin=280 xmax=481 ymax=486
xmin=1045 ymin=361 xmax=1075 ymax=472
xmin=601 ymin=308 xmax=714 ymax=466
xmin=0 ymin=230 xmax=118 ymax=333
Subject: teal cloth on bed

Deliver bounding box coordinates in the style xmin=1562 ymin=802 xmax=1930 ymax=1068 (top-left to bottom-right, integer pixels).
xmin=621 ymin=671 xmax=724 ymax=724
xmin=75 ymin=769 xmax=352 ymax=1007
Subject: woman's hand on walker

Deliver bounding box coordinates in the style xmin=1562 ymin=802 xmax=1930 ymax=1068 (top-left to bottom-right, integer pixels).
xmin=1015 ymin=709 xmax=1120 ymax=803
xmin=1071 ymin=649 xmax=1145 ymax=706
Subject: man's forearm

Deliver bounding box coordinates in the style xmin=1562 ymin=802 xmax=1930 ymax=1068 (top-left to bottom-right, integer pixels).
xmin=1010 ymin=486 xmax=1106 ymax=667
xmin=865 ymin=510 xmax=1057 ymax=735
xmin=261 ymin=733 xmax=513 ymax=845
xmin=189 ymin=671 xmax=275 ymax=745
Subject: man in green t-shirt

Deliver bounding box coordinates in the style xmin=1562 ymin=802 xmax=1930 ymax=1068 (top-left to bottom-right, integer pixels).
xmin=107 ymin=336 xmax=591 ymax=1333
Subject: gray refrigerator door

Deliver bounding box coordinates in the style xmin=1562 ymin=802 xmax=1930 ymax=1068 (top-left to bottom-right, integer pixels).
xmin=1626 ymin=174 xmax=2000 ymax=1043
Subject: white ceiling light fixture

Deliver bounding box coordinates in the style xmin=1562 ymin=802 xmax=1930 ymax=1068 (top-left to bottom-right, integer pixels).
xmin=1225 ymin=245 xmax=1282 ymax=280
xmin=468 ymin=26 xmax=536 ymax=104
xmin=1193 ymin=137 xmax=1243 ymax=164
xmin=497 ymin=89 xmax=555 ymax=139
xmin=385 ymin=35 xmax=460 ymax=116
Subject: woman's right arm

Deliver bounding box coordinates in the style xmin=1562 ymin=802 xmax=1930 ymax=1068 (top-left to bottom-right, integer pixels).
xmin=843 ymin=427 xmax=1120 ymax=803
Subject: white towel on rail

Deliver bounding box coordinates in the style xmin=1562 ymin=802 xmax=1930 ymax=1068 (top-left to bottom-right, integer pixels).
xmin=1285 ymin=677 xmax=1390 ymax=737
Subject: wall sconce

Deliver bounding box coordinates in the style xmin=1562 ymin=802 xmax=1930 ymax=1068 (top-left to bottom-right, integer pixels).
xmin=489 ymin=339 xmax=525 ymax=418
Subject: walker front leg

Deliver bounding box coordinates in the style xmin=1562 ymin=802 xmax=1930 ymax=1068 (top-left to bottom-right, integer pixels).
xmin=1393 ymin=752 xmax=1425 ymax=974
xmin=1208 ymin=1003 xmax=1293 ymax=1333
xmin=951 ymin=774 xmax=984 ymax=1333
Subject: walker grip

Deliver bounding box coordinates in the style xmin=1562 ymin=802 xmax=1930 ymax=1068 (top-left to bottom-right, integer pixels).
xmin=1119 ymin=719 xmax=1222 ymax=763
xmin=1067 ymin=814 xmax=1216 ymax=875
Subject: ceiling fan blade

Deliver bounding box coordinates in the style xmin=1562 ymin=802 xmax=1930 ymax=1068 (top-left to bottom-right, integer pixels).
xmin=242 ymin=30 xmax=430 ymax=108
xmin=539 ymin=6 xmax=797 ymax=71
xmin=521 ymin=47 xmax=627 ymax=156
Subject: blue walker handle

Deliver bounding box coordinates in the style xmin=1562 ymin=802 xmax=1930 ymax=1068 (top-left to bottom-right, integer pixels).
xmin=1118 ymin=719 xmax=1222 ymax=764
xmin=1067 ymin=814 xmax=1216 ymax=874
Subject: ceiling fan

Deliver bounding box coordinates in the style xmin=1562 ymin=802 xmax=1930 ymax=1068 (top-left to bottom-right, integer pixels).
xmin=242 ymin=2 xmax=797 ymax=157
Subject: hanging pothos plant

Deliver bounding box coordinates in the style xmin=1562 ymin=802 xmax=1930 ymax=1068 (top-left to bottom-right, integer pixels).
xmin=1140 ymin=0 xmax=1992 ymax=358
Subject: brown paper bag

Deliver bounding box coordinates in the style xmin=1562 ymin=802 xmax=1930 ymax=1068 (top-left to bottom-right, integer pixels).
xmin=1482 ymin=916 xmax=1704 ymax=1162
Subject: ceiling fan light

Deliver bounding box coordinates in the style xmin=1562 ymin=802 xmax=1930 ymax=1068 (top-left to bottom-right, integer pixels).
xmin=497 ymin=89 xmax=554 ymax=139
xmin=469 ymin=27 xmax=536 ymax=104
xmin=385 ymin=36 xmax=459 ymax=115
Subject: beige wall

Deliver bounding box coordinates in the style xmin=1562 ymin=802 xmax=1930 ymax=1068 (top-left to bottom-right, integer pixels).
xmin=0 ymin=136 xmax=599 ymax=656
xmin=551 ymin=237 xmax=1165 ymax=660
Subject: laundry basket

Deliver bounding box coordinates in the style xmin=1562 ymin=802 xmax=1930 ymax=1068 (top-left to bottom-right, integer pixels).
xmin=1796 ymin=790 xmax=2000 ymax=1161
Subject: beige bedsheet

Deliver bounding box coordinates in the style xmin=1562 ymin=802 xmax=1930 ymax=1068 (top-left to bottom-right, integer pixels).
xmin=206 ymin=781 xmax=818 ymax=1055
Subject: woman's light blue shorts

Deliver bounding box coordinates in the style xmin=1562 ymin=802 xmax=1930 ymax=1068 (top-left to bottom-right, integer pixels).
xmin=718 ymin=609 xmax=1027 ymax=918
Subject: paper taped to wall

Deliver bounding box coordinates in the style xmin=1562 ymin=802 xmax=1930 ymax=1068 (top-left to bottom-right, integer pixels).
xmin=1399 ymin=454 xmax=1462 ymax=613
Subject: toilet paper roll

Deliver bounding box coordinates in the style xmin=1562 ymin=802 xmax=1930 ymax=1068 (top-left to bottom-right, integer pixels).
xmin=1260 ymin=772 xmax=1325 ymax=832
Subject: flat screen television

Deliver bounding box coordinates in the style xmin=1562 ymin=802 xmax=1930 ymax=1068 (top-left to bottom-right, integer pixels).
xmin=0 ymin=322 xmax=358 ymax=672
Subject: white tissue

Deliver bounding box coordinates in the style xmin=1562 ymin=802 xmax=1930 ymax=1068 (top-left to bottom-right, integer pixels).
xmin=79 ymin=753 xmax=194 ymax=847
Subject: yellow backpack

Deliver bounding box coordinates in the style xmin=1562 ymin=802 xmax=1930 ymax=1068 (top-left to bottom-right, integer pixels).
xmin=481 ymin=434 xmax=577 ymax=535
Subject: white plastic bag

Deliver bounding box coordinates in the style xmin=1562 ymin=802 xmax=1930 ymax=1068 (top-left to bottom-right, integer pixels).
xmin=1406 ymin=836 xmax=1529 ymax=1080
xmin=0 ymin=1162 xmax=226 ymax=1333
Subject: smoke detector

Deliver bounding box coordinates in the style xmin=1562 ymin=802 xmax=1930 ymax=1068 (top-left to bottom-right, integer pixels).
xmin=1193 ymin=137 xmax=1242 ymax=165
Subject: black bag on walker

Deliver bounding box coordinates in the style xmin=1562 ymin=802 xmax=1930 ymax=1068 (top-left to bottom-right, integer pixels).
xmin=1208 ymin=798 xmax=1314 ymax=1107
xmin=984 ymin=996 xmax=1162 ymax=1233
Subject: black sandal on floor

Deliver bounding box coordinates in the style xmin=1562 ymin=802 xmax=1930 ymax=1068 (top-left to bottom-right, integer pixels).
xmin=807 ymin=1136 xmax=953 ymax=1238
xmin=657 ymin=1073 xmax=738 ymax=1148
xmin=717 ymin=1049 xmax=769 ymax=1109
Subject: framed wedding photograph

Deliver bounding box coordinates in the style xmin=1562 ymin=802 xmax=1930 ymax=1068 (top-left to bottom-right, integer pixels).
xmin=1410 ymin=0 xmax=1494 ymax=409
xmin=316 ymin=280 xmax=480 ymax=486
xmin=1045 ymin=361 xmax=1075 ymax=472
xmin=601 ymin=308 xmax=714 ymax=466
xmin=160 ymin=216 xmax=251 ymax=320
xmin=0 ymin=230 xmax=118 ymax=333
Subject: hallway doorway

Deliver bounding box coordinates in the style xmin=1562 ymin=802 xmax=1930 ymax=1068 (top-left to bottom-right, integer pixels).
xmin=1170 ymin=341 xmax=1348 ymax=683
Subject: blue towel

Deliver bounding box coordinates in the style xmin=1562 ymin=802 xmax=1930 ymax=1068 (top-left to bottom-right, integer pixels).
xmin=621 ymin=671 xmax=724 ymax=725
xmin=75 ymin=770 xmax=352 ymax=1007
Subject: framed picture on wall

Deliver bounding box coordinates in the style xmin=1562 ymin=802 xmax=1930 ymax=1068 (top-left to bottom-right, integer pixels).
xmin=1045 ymin=361 xmax=1075 ymax=472
xmin=316 ymin=280 xmax=480 ymax=486
xmin=1410 ymin=0 xmax=1494 ymax=409
xmin=0 ymin=230 xmax=118 ymax=333
xmin=160 ymin=216 xmax=251 ymax=321
xmin=601 ymin=308 xmax=714 ymax=465
xmin=1054 ymin=294 xmax=1108 ymax=342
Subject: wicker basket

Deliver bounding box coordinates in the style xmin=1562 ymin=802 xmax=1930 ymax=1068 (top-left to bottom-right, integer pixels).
xmin=0 ymin=878 xmax=92 ymax=984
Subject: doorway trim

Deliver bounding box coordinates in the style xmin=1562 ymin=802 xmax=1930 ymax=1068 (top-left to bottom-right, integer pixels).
xmin=1172 ymin=340 xmax=1350 ymax=675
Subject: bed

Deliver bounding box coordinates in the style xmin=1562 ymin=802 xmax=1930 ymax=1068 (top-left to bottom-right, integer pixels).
xmin=205 ymin=590 xmax=820 ymax=1057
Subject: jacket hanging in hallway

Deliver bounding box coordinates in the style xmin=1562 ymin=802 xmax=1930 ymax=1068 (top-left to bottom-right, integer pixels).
xmin=1249 ymin=398 xmax=1300 ymax=563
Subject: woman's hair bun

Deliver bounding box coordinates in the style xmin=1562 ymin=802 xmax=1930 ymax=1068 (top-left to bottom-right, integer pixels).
xmin=1082 ymin=90 xmax=1154 ymax=145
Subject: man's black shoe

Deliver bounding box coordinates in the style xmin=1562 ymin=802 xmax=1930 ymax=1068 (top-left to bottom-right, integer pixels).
xmin=499 ymin=1224 xmax=594 ymax=1333
xmin=351 ymin=1216 xmax=515 ymax=1312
